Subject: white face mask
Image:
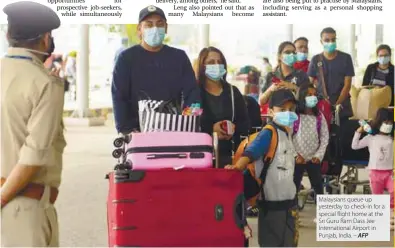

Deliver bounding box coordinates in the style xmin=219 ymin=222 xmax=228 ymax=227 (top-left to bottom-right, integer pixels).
xmin=379 ymin=123 xmax=393 ymax=134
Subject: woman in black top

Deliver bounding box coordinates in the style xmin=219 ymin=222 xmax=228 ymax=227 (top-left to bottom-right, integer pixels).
xmin=362 ymin=44 xmax=394 ymax=106
xmin=195 ymin=46 xmax=250 ymax=168
xmin=260 ymin=41 xmax=310 ymax=106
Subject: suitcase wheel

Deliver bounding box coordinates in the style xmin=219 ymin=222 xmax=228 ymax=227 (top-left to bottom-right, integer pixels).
xmin=363 ymin=185 xmax=371 ymax=194
xmin=114 ymin=163 xmax=132 ymax=171
xmin=113 ymin=137 xmax=124 ymax=148
xmin=112 ymin=148 xmax=124 ymax=159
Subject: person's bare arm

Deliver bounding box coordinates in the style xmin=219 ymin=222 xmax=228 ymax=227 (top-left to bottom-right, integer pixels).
xmin=279 ymin=81 xmax=298 ymax=91
xmin=234 ymin=157 xmax=251 ymax=170
xmin=260 ymin=73 xmax=274 ymax=105
xmin=260 ymin=82 xmax=297 ymax=105
xmin=336 ymin=76 xmax=352 ymax=105
xmin=1 ymin=166 xmax=41 ymax=207
xmin=259 ymin=86 xmax=274 ymax=105
xmin=225 ymin=157 xmax=250 ymax=171
xmin=309 ymin=77 xmax=317 ymax=86
xmin=225 ymin=129 xmax=272 ymax=170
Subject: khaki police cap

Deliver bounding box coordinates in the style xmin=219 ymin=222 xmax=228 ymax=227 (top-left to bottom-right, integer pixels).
xmin=3 ymin=1 xmax=60 ymax=40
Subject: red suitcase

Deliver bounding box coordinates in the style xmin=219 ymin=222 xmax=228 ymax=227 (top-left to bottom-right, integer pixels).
xmin=106 ymin=168 xmax=246 ymax=247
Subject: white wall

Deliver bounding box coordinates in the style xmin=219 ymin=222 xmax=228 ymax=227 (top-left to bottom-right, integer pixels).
xmin=0 ymin=25 xmax=8 ymax=56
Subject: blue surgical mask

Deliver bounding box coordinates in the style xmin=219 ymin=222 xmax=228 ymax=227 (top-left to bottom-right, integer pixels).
xmin=273 ymin=111 xmax=299 ymax=127
xmin=305 ymin=96 xmax=318 ymax=108
xmin=378 ymin=56 xmax=390 ymax=65
xmin=282 ymin=53 xmax=297 ymax=67
xmin=143 ymin=27 xmax=166 ymax=47
xmin=205 ymin=64 xmax=226 ymax=81
xmin=323 ymin=42 xmax=337 ymax=54
xmin=296 ymin=52 xmax=308 ymax=62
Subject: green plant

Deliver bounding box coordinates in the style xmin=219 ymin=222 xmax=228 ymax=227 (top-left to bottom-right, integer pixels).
xmin=227 ymin=65 xmax=237 ymax=75
xmin=125 ymin=24 xmax=139 ymax=45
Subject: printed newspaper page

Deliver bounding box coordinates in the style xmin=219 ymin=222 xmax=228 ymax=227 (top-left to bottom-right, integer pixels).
xmin=0 ymin=0 xmax=394 ymax=247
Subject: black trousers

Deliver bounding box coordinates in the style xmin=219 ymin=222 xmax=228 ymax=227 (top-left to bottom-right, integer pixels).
xmin=244 ymin=238 xmax=249 ymax=247
xmin=216 ymin=154 xmax=233 ymax=169
xmin=293 ymin=162 xmax=324 ymax=197
xmin=258 ymin=207 xmax=298 ymax=247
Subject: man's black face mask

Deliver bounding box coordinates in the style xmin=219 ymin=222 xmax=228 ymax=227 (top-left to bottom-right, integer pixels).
xmin=43 ymin=36 xmax=55 ymax=62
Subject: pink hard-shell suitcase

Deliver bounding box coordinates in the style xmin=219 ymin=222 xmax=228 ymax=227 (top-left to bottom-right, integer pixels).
xmin=125 ymin=132 xmax=213 ymax=170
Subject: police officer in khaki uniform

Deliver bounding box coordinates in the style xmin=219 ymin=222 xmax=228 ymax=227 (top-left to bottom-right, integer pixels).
xmin=1 ymin=1 xmax=66 ymax=247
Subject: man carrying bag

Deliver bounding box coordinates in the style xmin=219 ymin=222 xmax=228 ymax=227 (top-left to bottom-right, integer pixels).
xmin=111 ymin=5 xmax=200 ymax=135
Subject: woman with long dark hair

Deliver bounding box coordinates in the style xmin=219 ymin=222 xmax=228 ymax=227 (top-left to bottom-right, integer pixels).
xmin=362 ymin=44 xmax=394 ymax=106
xmin=195 ymin=46 xmax=250 ymax=169
xmin=260 ymin=41 xmax=309 ymax=106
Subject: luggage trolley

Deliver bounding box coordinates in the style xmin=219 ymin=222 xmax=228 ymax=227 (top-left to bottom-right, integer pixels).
xmin=322 ymin=106 xmax=343 ymax=194
xmin=260 ymin=114 xmax=271 ymax=125
xmin=340 ymin=160 xmax=370 ymax=194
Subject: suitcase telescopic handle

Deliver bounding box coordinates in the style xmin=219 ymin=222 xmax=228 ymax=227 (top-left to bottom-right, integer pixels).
xmin=213 ymin=132 xmax=219 ymax=168
xmin=146 ymin=153 xmax=187 ymax=159
xmin=233 ymin=193 xmax=246 ymax=229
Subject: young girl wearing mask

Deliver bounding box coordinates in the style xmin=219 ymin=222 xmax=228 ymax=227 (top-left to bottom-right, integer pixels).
xmin=293 ymin=83 xmax=329 ymax=202
xmin=352 ymin=108 xmax=394 ymax=230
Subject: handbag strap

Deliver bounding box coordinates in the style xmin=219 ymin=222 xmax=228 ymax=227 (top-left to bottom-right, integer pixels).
xmin=317 ymin=54 xmax=329 ymax=100
xmin=138 ymin=90 xmax=152 ymax=101
xmin=369 ymin=66 xmax=377 ymax=86
xmin=231 ymin=85 xmax=235 ymax=122
xmin=230 ymin=84 xmax=236 ymax=156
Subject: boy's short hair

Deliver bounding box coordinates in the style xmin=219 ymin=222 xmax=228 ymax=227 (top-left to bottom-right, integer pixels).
xmin=269 ymin=89 xmax=297 ymax=108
